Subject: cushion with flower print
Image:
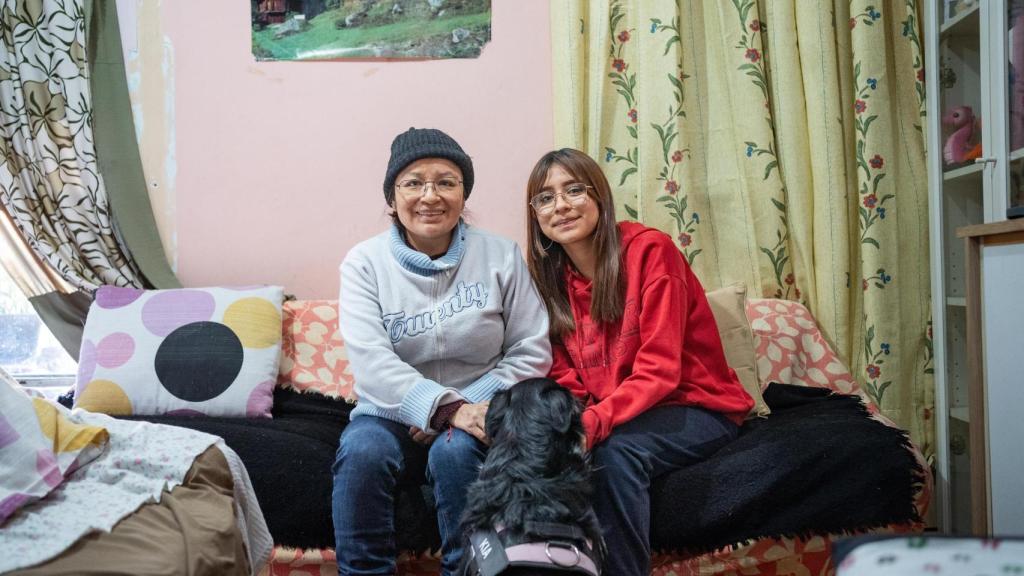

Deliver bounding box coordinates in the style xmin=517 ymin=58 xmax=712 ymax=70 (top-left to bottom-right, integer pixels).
xmin=277 ymin=300 xmax=356 ymax=402
xmin=745 ymin=298 xmax=864 ymax=400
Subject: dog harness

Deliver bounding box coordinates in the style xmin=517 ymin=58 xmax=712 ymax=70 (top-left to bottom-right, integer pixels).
xmin=464 ymin=521 xmax=601 ymax=575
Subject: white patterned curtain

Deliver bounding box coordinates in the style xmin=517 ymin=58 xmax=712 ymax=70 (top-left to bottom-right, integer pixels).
xmin=0 ymin=0 xmax=144 ymax=293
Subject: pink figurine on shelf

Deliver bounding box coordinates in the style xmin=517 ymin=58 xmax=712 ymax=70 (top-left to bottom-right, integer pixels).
xmin=943 ymin=105 xmax=983 ymax=166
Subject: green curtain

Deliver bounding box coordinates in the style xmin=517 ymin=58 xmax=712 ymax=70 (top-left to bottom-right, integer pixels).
xmin=551 ymin=0 xmax=934 ymax=459
xmin=29 ymin=290 xmax=90 ymax=361
xmin=87 ymin=0 xmax=179 ymax=289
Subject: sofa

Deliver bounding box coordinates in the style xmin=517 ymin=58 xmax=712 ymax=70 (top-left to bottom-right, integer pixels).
xmin=108 ymin=295 xmax=929 ymax=576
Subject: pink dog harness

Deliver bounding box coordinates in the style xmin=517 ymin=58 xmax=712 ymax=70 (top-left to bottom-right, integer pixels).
xmin=464 ymin=522 xmax=601 ymax=575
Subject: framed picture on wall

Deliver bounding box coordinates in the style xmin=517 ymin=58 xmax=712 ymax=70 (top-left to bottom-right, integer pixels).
xmin=251 ymin=0 xmax=492 ymax=61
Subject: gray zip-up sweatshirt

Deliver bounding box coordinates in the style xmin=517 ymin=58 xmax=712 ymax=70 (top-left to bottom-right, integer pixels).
xmin=339 ymin=220 xmax=552 ymax=432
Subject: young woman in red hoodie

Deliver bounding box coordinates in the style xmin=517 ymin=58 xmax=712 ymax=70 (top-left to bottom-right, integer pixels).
xmin=525 ymin=148 xmax=754 ymax=576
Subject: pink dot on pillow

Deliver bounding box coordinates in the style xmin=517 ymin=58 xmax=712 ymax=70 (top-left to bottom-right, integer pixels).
xmin=77 ymin=339 xmax=97 ymax=386
xmin=95 ymin=286 xmax=144 ymax=309
xmin=37 ymin=450 xmax=63 ymax=488
xmin=96 ymin=333 xmax=135 ymax=368
xmin=246 ymin=379 xmax=276 ymax=418
xmin=142 ymin=290 xmax=217 ymax=337
xmin=166 ymin=409 xmax=207 ymax=417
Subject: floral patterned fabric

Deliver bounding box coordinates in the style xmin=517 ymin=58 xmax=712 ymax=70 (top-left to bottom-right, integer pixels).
xmin=836 ymin=537 xmax=1024 ymax=576
xmin=260 ymin=539 xmax=835 ymax=576
xmin=0 ymin=0 xmax=146 ymax=291
xmin=262 ymin=298 xmax=930 ymax=576
xmin=276 ymin=299 xmax=355 ymax=402
xmin=550 ymin=0 xmax=934 ymax=463
xmin=747 ymin=298 xmax=859 ymax=395
xmin=261 ymin=527 xmax=924 ymax=576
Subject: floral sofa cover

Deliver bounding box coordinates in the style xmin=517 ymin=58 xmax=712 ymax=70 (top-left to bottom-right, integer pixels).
xmin=258 ymin=298 xmax=931 ymax=576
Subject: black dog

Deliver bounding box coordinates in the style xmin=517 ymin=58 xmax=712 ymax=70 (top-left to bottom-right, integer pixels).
xmin=459 ymin=378 xmax=605 ymax=576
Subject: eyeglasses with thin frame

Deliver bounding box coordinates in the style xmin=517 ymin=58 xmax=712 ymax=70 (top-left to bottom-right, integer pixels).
xmin=529 ymin=184 xmax=592 ymax=214
xmin=395 ymin=177 xmax=463 ymax=197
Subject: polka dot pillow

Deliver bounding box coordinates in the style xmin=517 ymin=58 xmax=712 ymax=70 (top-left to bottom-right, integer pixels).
xmin=74 ymin=286 xmax=284 ymax=418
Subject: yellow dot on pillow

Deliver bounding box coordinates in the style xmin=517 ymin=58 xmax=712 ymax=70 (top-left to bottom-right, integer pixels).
xmin=223 ymin=297 xmax=281 ymax=348
xmin=32 ymin=398 xmax=109 ymax=452
xmin=77 ymin=380 xmax=133 ymax=416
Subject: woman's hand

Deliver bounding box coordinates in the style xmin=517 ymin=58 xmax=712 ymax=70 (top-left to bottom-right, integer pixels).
xmin=409 ymin=426 xmax=437 ymax=446
xmin=451 ymin=401 xmax=490 ymax=444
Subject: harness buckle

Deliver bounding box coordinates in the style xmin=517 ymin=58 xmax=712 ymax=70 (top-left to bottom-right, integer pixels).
xmin=544 ymin=540 xmax=582 ymax=567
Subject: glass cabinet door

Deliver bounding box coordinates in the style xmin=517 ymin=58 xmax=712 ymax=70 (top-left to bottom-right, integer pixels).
xmin=938 ymin=0 xmax=984 ymax=535
xmin=1007 ymin=2 xmax=1024 ymax=218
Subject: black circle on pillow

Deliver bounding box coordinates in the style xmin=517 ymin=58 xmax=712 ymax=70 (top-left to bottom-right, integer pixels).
xmin=155 ymin=321 xmax=243 ymax=402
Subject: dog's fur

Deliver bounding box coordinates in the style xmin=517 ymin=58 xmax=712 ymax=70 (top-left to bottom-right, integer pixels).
xmin=460 ymin=378 xmax=605 ymax=575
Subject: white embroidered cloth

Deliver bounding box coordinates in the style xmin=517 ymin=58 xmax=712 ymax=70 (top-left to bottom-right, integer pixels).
xmin=837 ymin=537 xmax=1024 ymax=575
xmin=0 ymin=408 xmax=271 ymax=574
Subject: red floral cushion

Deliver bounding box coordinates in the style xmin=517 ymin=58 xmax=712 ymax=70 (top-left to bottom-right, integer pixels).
xmin=277 ymin=300 xmax=355 ymax=402
xmin=745 ymin=298 xmax=860 ymax=397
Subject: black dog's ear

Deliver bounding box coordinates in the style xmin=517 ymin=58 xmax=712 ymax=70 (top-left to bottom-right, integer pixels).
xmin=542 ymin=383 xmax=576 ymax=435
xmin=551 ymin=404 xmax=572 ymax=434
xmin=485 ymin=387 xmax=511 ymax=439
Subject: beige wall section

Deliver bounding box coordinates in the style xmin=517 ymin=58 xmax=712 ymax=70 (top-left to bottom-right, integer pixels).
xmin=120 ymin=0 xmax=177 ymax=272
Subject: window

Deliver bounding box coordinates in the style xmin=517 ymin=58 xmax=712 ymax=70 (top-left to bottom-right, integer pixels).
xmin=0 ymin=265 xmax=77 ymax=389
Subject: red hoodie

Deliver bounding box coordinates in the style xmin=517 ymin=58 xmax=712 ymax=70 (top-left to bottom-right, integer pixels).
xmin=550 ymin=222 xmax=754 ymax=448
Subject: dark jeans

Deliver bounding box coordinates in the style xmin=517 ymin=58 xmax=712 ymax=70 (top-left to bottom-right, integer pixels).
xmin=332 ymin=416 xmax=486 ymax=576
xmin=590 ymin=405 xmax=739 ymax=576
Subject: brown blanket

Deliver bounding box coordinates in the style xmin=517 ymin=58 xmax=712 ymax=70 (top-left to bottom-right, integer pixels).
xmin=10 ymin=447 xmax=249 ymax=576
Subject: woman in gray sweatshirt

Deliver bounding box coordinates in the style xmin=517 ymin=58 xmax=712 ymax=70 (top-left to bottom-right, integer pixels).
xmin=333 ymin=128 xmax=552 ymax=576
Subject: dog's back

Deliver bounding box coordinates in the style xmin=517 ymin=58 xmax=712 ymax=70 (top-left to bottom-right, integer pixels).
xmin=460 ymin=378 xmax=604 ymax=575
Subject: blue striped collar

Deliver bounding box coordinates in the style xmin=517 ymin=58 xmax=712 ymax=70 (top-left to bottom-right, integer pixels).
xmin=389 ymin=219 xmax=466 ymax=276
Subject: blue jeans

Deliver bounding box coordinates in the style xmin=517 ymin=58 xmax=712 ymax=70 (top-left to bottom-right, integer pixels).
xmin=590 ymin=405 xmax=739 ymax=576
xmin=332 ymin=416 xmax=486 ymax=576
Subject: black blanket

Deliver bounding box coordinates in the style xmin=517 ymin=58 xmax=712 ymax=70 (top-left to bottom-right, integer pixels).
xmin=121 ymin=384 xmax=923 ymax=554
xmin=120 ymin=388 xmax=355 ymax=550
xmin=121 ymin=388 xmax=442 ymax=551
xmin=649 ymin=383 xmax=925 ymax=555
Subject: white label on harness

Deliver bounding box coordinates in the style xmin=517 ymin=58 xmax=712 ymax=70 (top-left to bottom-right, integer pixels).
xmin=479 ymin=537 xmax=493 ymax=559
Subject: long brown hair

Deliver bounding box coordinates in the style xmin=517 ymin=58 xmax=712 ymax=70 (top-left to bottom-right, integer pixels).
xmin=525 ymin=149 xmax=623 ymax=338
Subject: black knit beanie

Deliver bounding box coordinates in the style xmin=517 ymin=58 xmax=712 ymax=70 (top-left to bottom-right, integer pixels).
xmin=383 ymin=127 xmax=474 ymax=205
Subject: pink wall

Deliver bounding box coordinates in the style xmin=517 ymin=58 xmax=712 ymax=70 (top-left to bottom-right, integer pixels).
xmin=160 ymin=1 xmax=553 ymax=298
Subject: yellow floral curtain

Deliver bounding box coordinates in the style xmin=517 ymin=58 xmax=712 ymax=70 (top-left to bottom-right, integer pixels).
xmin=552 ymin=0 xmax=933 ymax=458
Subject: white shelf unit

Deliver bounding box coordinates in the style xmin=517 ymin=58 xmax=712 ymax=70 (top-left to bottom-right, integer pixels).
xmin=950 ymin=406 xmax=970 ymax=423
xmin=927 ymin=1 xmax=1019 ymax=535
xmin=941 ymin=3 xmax=980 ymax=36
xmin=943 ymin=163 xmax=983 ymax=181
